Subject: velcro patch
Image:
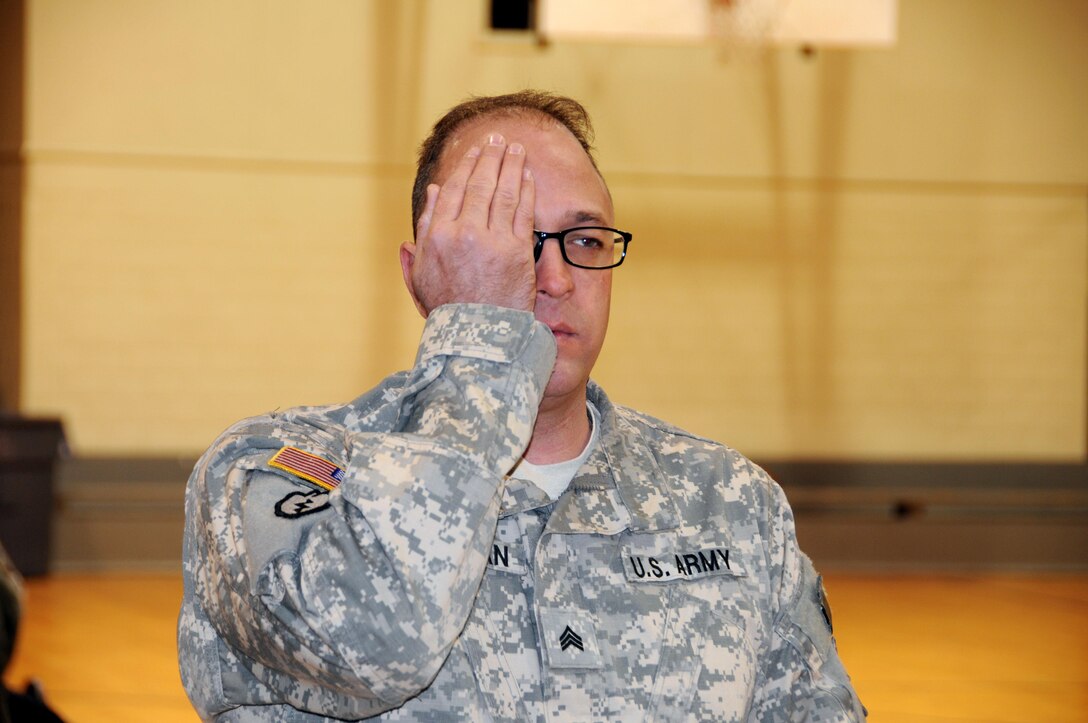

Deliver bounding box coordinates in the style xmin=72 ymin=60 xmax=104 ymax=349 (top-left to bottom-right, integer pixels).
xmin=486 ymin=542 xmax=528 ymax=575
xmin=539 ymin=609 xmax=601 ymax=669
xmin=275 ymin=490 xmax=331 ymax=519
xmin=268 ymin=447 xmax=345 ymax=491
xmin=817 ymin=575 xmax=834 ymax=633
xmin=623 ymin=546 xmax=743 ymax=583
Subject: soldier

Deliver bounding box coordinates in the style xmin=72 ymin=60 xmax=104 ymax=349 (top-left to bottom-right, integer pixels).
xmin=178 ymin=90 xmax=866 ymax=721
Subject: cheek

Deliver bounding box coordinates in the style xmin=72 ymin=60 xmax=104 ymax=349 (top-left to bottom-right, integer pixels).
xmin=584 ymin=275 xmax=612 ymax=342
xmin=597 ymin=273 xmax=613 ymax=318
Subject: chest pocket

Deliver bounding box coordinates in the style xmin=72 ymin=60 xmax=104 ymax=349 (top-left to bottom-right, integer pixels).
xmin=623 ymin=531 xmax=757 ymax=721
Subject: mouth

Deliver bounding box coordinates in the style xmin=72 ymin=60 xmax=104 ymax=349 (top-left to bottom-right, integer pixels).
xmin=536 ymin=309 xmax=576 ymax=340
xmin=547 ymin=324 xmax=575 ymax=338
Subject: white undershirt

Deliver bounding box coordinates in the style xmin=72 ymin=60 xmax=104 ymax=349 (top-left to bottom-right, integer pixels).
xmin=511 ymin=402 xmax=600 ymax=500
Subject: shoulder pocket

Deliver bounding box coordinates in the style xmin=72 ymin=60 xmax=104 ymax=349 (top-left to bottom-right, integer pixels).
xmin=778 ymin=554 xmax=834 ymax=668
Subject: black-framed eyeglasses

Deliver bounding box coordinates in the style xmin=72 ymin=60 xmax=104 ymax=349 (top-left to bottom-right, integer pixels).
xmin=532 ymin=226 xmax=632 ymax=269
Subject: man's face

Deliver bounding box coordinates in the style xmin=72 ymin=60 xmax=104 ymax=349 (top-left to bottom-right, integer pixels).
xmin=432 ymin=114 xmax=614 ymax=406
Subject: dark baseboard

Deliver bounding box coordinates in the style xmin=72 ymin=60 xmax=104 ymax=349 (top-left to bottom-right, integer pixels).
xmin=49 ymin=456 xmax=192 ymax=572
xmin=34 ymin=456 xmax=1088 ymax=573
xmin=763 ymin=461 xmax=1088 ymax=571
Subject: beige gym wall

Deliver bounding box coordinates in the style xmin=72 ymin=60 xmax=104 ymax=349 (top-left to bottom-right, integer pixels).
xmin=14 ymin=0 xmax=1088 ymax=460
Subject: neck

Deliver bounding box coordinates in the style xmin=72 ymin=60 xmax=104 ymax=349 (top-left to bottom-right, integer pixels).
xmin=523 ymin=388 xmax=590 ymax=464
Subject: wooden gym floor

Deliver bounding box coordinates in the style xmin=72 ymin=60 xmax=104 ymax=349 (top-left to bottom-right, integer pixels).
xmin=3 ymin=572 xmax=1086 ymax=722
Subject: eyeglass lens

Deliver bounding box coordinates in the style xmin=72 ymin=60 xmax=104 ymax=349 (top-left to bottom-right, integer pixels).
xmin=561 ymin=228 xmax=625 ymax=268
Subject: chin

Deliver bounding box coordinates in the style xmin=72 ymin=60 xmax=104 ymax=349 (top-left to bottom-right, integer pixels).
xmin=542 ymin=364 xmax=590 ymax=404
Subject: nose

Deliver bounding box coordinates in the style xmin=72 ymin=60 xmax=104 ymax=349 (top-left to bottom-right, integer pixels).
xmin=535 ymin=238 xmax=574 ymax=298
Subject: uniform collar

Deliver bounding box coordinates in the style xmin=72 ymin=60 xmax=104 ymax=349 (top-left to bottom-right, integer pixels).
xmin=543 ymin=382 xmax=680 ymax=535
xmin=499 ymin=475 xmax=553 ymax=516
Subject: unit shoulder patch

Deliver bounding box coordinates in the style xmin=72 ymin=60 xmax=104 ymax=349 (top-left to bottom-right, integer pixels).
xmin=274 ymin=490 xmax=331 ymax=519
xmin=817 ymin=575 xmax=834 ymax=633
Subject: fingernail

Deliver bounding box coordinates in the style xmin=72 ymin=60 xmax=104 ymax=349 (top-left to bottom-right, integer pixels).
xmin=488 ymin=133 xmax=505 ymax=145
xmin=508 ymin=142 xmax=524 ymax=155
xmin=467 ymin=146 xmax=481 ymax=158
xmin=523 ymin=168 xmax=532 ymax=180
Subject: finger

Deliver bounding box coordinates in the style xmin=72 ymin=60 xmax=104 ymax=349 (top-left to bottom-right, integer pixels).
xmin=512 ymin=167 xmax=535 ymax=241
xmin=415 ymin=183 xmax=440 ymax=241
xmin=458 ymin=133 xmax=508 ymax=224
xmin=432 ymin=145 xmax=481 ymax=222
xmin=488 ymin=142 xmax=526 ymax=229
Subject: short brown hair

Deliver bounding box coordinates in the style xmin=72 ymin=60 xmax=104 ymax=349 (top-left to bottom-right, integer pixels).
xmin=411 ymin=90 xmax=599 ymax=234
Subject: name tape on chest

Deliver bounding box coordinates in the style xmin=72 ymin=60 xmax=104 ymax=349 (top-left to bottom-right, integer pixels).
xmin=486 ymin=543 xmax=528 ymax=575
xmin=624 ymin=546 xmax=743 ymax=583
xmin=268 ymin=447 xmax=345 ymax=491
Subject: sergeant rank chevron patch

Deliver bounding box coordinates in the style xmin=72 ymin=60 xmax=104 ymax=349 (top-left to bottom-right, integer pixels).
xmin=540 ymin=609 xmax=600 ymax=668
xmin=559 ymin=625 xmax=584 ymax=652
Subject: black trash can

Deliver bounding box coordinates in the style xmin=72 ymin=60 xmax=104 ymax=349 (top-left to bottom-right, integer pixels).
xmin=0 ymin=418 xmax=65 ymax=577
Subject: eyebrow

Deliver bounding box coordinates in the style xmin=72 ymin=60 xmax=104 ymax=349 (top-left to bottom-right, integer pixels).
xmin=568 ymin=210 xmax=608 ymax=226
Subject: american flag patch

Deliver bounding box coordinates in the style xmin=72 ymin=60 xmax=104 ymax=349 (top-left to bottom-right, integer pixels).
xmin=268 ymin=447 xmax=345 ymax=491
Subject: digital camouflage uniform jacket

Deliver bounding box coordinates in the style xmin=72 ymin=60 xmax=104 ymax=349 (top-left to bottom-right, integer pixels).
xmin=178 ymin=303 xmax=866 ymax=721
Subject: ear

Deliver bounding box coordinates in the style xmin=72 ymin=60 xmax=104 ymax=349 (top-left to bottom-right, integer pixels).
xmin=399 ymin=241 xmax=428 ymax=319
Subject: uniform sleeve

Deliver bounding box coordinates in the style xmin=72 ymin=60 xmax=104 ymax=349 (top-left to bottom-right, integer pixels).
xmin=748 ymin=471 xmax=867 ymax=722
xmin=181 ymin=303 xmax=556 ymax=715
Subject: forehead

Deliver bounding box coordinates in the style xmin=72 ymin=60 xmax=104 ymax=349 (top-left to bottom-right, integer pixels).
xmin=435 ymin=112 xmax=613 ymax=224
